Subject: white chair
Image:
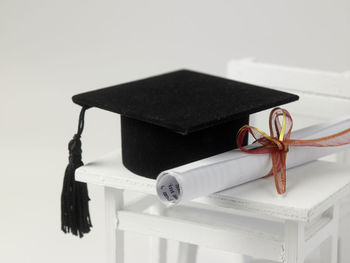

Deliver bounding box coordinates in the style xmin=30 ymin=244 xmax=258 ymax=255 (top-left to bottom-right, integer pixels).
xmin=75 ymin=60 xmax=350 ymax=263
xmin=227 ymin=58 xmax=350 ymax=262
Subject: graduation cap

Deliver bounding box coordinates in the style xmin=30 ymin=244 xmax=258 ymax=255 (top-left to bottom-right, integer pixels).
xmin=61 ymin=69 xmax=299 ymax=237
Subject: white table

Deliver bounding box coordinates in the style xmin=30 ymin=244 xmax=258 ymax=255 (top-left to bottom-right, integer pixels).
xmin=76 ymin=150 xmax=350 ymax=263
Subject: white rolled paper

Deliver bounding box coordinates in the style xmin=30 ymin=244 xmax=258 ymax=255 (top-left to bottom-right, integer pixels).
xmin=156 ymin=117 xmax=350 ymax=206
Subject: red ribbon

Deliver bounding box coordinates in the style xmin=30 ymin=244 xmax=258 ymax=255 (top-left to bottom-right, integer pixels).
xmin=236 ymin=107 xmax=350 ymax=194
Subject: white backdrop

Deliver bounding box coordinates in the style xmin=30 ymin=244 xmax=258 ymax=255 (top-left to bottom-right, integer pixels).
xmin=1 ymin=0 xmax=350 ymax=262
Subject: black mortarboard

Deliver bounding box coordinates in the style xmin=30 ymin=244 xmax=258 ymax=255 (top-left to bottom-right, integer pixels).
xmin=61 ymin=69 xmax=299 ymax=237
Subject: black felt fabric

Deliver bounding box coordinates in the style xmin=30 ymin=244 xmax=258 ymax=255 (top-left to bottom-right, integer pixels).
xmin=121 ymin=115 xmax=248 ymax=179
xmin=72 ymin=69 xmax=299 ymax=178
xmin=73 ymin=69 xmax=299 ymax=135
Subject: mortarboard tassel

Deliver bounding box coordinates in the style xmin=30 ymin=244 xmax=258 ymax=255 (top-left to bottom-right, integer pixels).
xmin=61 ymin=106 xmax=92 ymax=237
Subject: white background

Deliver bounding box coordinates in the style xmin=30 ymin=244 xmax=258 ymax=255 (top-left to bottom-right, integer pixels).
xmin=1 ymin=0 xmax=350 ymax=262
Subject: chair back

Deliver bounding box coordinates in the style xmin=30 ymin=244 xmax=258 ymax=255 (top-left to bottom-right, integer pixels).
xmin=227 ymin=58 xmax=350 ymax=162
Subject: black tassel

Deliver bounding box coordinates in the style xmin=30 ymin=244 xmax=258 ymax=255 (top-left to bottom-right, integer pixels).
xmin=61 ymin=106 xmax=92 ymax=237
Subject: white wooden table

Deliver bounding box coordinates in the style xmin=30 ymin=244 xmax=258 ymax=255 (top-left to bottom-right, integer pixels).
xmin=76 ymin=150 xmax=350 ymax=263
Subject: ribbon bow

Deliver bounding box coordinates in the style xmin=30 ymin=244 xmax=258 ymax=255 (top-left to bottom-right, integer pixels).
xmin=236 ymin=107 xmax=350 ymax=194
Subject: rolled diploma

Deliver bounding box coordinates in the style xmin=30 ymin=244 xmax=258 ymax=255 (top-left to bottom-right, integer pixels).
xmin=156 ymin=117 xmax=350 ymax=206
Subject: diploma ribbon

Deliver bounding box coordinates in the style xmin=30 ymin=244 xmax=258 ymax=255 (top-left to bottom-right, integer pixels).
xmin=236 ymin=107 xmax=350 ymax=194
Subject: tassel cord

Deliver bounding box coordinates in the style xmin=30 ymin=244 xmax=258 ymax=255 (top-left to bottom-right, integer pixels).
xmin=61 ymin=106 xmax=92 ymax=238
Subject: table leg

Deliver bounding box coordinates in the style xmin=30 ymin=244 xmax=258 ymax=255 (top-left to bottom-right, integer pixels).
xmin=105 ymin=187 xmax=124 ymax=263
xmin=284 ymin=220 xmax=305 ymax=263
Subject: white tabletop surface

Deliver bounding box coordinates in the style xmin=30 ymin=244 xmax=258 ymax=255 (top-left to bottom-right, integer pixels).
xmin=76 ymin=150 xmax=350 ymax=221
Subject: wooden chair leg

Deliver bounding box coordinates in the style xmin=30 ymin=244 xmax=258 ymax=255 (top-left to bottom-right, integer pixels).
xmin=149 ymin=236 xmax=167 ymax=263
xmin=149 ymin=203 xmax=167 ymax=263
xmin=177 ymin=242 xmax=198 ymax=263
xmin=284 ymin=221 xmax=304 ymax=263
xmin=105 ymin=187 xmax=125 ymax=263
